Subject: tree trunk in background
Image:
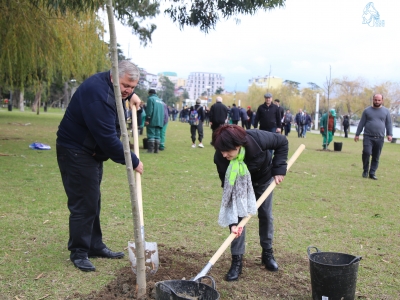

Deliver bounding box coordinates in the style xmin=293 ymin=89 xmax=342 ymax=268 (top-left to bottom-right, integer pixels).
xmin=32 ymin=85 xmax=42 ymax=113
xmin=37 ymin=92 xmax=41 ymax=115
xmin=18 ymin=90 xmax=25 ymax=111
xmin=64 ymin=81 xmax=69 ymax=110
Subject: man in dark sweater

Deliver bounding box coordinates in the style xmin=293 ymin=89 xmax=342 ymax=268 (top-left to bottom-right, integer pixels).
xmin=209 ymin=96 xmax=228 ymax=133
xmin=56 ymin=60 xmax=143 ymax=272
xmin=355 ymin=94 xmax=393 ymax=180
xmin=254 ymin=93 xmax=282 ymax=133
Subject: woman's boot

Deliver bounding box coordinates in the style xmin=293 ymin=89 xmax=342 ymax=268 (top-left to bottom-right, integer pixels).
xmin=262 ymin=248 xmax=278 ymax=271
xmin=225 ymin=255 xmax=242 ymax=281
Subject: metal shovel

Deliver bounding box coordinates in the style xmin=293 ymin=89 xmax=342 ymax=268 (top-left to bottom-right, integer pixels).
xmin=128 ymin=105 xmax=159 ymax=276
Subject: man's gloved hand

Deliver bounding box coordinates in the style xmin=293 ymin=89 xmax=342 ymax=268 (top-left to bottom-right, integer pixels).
xmin=320 ymin=127 xmax=324 ymax=134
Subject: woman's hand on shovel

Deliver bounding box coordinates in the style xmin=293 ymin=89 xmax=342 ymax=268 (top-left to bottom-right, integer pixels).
xmin=231 ymin=226 xmax=243 ymax=238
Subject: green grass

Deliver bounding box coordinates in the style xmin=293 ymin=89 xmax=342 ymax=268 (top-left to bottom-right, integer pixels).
xmin=0 ymin=108 xmax=399 ymax=299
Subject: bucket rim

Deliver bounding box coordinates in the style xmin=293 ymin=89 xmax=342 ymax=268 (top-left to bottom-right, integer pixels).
xmin=308 ymin=251 xmax=362 ymax=266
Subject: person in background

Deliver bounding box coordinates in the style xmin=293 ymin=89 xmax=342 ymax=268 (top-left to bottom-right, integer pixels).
xmin=209 ymin=96 xmax=228 ymax=135
xmin=56 ymin=60 xmax=143 ymax=272
xmin=343 ymin=115 xmax=350 ymax=138
xmin=230 ymin=104 xmax=240 ymax=125
xmin=204 ymin=105 xmax=210 ymax=126
xmin=159 ymin=101 xmax=169 ymax=151
xmin=145 ymin=89 xmax=164 ymax=153
xmin=172 ymin=106 xmax=178 ymax=121
xmin=239 ymin=106 xmax=248 ymax=129
xmin=302 ymin=111 xmax=312 ymax=138
xmin=283 ymin=109 xmax=293 ymax=136
xmin=294 ymin=109 xmax=306 ymax=138
xmin=320 ymin=109 xmax=337 ymax=149
xmin=254 ymin=93 xmax=281 ymax=133
xmin=246 ymin=106 xmax=253 ymax=129
xmin=354 ymin=94 xmax=392 ymax=180
xmin=189 ymin=98 xmax=206 ymax=148
xmin=274 ymin=99 xmax=285 ymax=134
xmin=212 ymin=125 xmax=288 ymax=281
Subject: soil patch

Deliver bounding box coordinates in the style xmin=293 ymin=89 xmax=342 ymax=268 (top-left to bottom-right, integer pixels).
xmin=72 ymin=245 xmax=311 ymax=299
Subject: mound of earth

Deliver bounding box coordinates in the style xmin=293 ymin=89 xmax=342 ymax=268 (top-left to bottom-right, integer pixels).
xmin=72 ymin=244 xmax=311 ymax=299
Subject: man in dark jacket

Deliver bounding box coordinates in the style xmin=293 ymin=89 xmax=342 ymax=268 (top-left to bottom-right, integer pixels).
xmin=213 ymin=125 xmax=288 ymax=280
xmin=209 ymin=96 xmax=228 ymax=133
xmin=56 ymin=60 xmax=144 ymax=272
xmin=230 ymin=104 xmax=240 ymax=125
xmin=254 ymin=93 xmax=282 ymax=133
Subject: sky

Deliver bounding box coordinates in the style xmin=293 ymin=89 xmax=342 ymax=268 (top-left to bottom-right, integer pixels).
xmin=103 ymin=0 xmax=400 ymax=92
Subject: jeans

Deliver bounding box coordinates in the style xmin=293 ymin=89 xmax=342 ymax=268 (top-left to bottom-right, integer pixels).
xmin=56 ymin=145 xmax=106 ymax=260
xmin=284 ymin=123 xmax=291 ymax=136
xmin=362 ymin=135 xmax=384 ymax=175
xmin=230 ymin=179 xmax=274 ymax=255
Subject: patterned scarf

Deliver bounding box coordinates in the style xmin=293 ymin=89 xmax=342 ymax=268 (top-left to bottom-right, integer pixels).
xmin=218 ymin=147 xmax=257 ymax=227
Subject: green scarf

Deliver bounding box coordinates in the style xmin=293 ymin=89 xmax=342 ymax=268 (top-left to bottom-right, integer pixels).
xmin=226 ymin=147 xmax=248 ymax=186
xmin=219 ymin=146 xmax=257 ymax=227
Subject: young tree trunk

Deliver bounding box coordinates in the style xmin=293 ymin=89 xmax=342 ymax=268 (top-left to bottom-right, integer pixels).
xmin=106 ymin=1 xmax=147 ymax=298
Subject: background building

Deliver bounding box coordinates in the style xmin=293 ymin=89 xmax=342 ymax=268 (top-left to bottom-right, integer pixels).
xmin=186 ymin=72 xmax=225 ymax=100
xmin=138 ymin=68 xmax=158 ymax=90
xmin=248 ymin=76 xmax=283 ymax=90
xmin=157 ymin=71 xmax=178 ymax=90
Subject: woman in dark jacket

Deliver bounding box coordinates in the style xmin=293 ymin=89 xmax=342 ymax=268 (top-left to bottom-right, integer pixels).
xmin=213 ymin=125 xmax=288 ymax=281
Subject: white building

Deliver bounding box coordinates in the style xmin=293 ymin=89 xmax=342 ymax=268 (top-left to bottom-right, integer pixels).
xmin=139 ymin=69 xmax=158 ymax=90
xmin=186 ymin=72 xmax=225 ymax=100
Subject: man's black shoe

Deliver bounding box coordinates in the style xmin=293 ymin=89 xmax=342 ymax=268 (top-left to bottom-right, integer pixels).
xmin=73 ymin=258 xmax=96 ymax=272
xmin=362 ymin=171 xmax=368 ymax=178
xmin=88 ymin=247 xmax=125 ymax=259
xmin=369 ymin=174 xmax=378 ymax=180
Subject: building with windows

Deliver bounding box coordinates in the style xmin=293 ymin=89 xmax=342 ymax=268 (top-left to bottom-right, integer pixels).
xmin=138 ymin=68 xmax=158 ymax=90
xmin=248 ymin=76 xmax=283 ymax=90
xmin=186 ymin=72 xmax=225 ymax=100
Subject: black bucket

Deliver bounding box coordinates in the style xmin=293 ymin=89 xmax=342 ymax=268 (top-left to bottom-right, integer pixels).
xmin=308 ymin=246 xmax=362 ymax=300
xmin=155 ymin=276 xmax=220 ymax=300
xmin=143 ymin=138 xmax=148 ymax=149
xmin=334 ymin=142 xmax=342 ymax=151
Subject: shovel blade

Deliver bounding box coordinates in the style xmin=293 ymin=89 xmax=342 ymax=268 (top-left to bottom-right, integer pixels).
xmin=128 ymin=241 xmax=159 ymax=277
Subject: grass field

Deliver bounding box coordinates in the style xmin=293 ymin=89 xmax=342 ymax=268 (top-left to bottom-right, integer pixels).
xmin=0 ymin=108 xmax=399 ymax=299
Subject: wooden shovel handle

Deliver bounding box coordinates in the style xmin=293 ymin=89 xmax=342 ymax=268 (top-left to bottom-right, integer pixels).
xmin=131 ymin=105 xmax=144 ymax=227
xmin=209 ymin=144 xmax=306 ymax=265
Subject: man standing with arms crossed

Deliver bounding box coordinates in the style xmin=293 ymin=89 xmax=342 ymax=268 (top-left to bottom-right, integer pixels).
xmin=354 ymin=94 xmax=392 ymax=180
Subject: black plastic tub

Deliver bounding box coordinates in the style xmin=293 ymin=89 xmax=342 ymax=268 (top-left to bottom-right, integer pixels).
xmin=308 ymin=246 xmax=362 ymax=300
